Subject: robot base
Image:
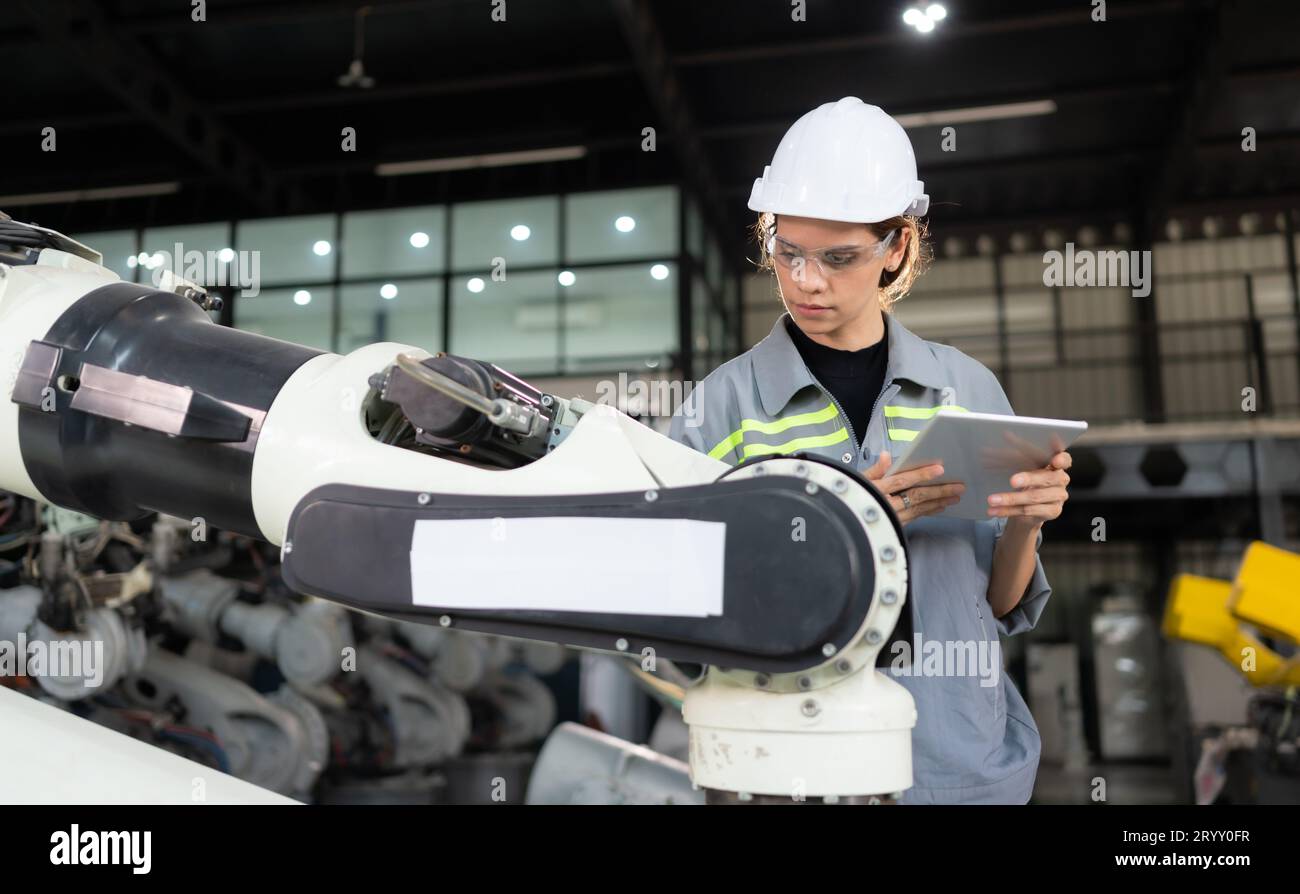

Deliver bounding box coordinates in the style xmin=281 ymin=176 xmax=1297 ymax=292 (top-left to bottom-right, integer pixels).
xmin=683 ymin=665 xmax=916 ymax=800
xmin=702 ymin=790 xmax=899 ymax=805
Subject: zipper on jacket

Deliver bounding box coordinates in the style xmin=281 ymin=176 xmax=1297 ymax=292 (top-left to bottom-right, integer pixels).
xmin=790 ymin=347 xmax=863 ymax=458
xmin=803 ymin=372 xmax=896 ymax=463
xmin=867 ymin=379 xmax=896 ymax=458
xmin=791 ymin=339 xmax=893 ymax=463
xmin=818 ymin=382 xmax=861 ymax=458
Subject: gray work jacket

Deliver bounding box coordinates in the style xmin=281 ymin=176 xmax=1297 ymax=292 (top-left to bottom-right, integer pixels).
xmin=669 ymin=312 xmax=1052 ymax=804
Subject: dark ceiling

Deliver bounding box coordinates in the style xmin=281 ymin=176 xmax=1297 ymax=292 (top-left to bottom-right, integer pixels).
xmin=2 ymin=0 xmax=1297 ymax=259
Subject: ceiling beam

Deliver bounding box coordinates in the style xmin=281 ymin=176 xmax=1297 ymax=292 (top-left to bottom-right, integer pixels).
xmin=1143 ymin=0 xmax=1234 ymax=229
xmin=12 ymin=59 xmax=1295 ymax=139
xmin=17 ymin=0 xmax=291 ymax=213
xmin=606 ymin=0 xmax=733 ymax=246
xmin=671 ymin=0 xmax=1186 ymax=68
xmin=0 ymin=0 xmax=447 ymax=44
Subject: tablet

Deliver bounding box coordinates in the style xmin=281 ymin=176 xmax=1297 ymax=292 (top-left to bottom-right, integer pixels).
xmin=886 ymin=410 xmax=1088 ymax=521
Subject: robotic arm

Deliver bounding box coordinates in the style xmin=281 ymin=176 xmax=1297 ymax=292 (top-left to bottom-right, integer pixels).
xmin=0 ymin=216 xmax=916 ymax=802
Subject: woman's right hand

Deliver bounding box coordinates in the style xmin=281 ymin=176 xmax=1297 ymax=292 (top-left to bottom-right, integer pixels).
xmin=864 ymin=451 xmax=965 ymax=525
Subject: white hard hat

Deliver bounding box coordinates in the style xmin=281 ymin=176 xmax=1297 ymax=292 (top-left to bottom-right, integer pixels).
xmin=748 ymin=97 xmax=929 ymax=223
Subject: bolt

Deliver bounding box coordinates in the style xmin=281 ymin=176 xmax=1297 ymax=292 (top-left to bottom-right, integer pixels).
xmin=417 ymin=493 xmax=431 ymax=505
xmin=797 ymin=676 xmax=812 ymax=690
xmin=615 ymin=638 xmax=629 ymax=651
xmin=793 ymin=463 xmax=808 ymax=476
xmin=282 ymin=540 xmax=293 ymax=555
xmin=832 ymin=478 xmax=848 ymax=493
xmin=738 ymin=791 xmax=754 ymax=802
xmin=752 ymin=465 xmax=766 ymax=476
xmin=866 ymin=630 xmax=883 ymax=645
xmin=644 ymin=490 xmax=658 ymax=502
xmin=438 ymin=615 xmax=451 ymax=627
xmin=881 ymin=545 xmax=897 ymax=562
xmin=881 ymin=589 xmax=899 ymax=605
xmin=805 ymin=482 xmax=819 ymax=495
xmin=864 ymin=507 xmax=880 ymax=523
xmin=867 ymin=796 xmax=882 ymax=805
xmin=841 ymin=452 xmax=853 ymax=463
xmin=800 ymin=699 xmax=820 ymax=717
xmin=835 ymin=659 xmax=852 ymax=674
xmin=754 ymin=673 xmax=771 ymax=688
xmin=540 ymin=394 xmax=554 ymax=407
xmin=821 ymin=643 xmax=837 ymax=657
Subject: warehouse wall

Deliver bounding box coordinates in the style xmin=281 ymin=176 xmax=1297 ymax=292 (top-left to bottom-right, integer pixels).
xmin=739 ymin=226 xmax=1300 ymax=427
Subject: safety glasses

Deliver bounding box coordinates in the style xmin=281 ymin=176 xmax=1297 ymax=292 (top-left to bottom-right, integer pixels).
xmin=769 ymin=229 xmax=898 ymax=278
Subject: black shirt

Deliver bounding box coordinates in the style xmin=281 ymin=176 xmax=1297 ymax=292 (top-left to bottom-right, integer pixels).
xmin=785 ymin=316 xmax=888 ymax=445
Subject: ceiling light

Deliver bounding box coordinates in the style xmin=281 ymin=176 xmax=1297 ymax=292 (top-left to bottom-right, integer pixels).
xmin=896 ymin=100 xmax=1057 ymax=128
xmin=376 ymin=145 xmax=587 ymax=177
xmin=0 ymin=181 xmax=179 ymax=207
xmin=903 ymin=3 xmax=946 ymax=32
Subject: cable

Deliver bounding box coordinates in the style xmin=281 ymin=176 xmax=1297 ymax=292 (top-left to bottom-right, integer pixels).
xmin=158 ymin=728 xmax=231 ymax=774
xmin=0 ymin=217 xmax=99 ymax=264
xmin=619 ymin=659 xmax=686 ymax=709
xmin=0 ymin=220 xmax=51 ymax=249
xmin=396 ymin=353 xmax=497 ymax=417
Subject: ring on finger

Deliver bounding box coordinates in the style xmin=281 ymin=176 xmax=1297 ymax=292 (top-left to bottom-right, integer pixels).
xmin=901 ymin=492 xmax=912 ymax=510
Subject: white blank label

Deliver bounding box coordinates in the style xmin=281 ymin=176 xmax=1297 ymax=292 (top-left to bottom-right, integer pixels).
xmin=410 ymin=516 xmax=726 ymax=617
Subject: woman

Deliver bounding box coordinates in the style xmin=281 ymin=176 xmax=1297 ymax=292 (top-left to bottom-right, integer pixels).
xmin=669 ymin=97 xmax=1072 ymax=804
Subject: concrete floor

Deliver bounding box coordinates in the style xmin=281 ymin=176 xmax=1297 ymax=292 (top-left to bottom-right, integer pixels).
xmin=1032 ymin=762 xmax=1183 ymax=805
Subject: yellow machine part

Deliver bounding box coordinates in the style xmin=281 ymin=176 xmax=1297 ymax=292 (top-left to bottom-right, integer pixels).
xmin=1231 ymin=541 xmax=1300 ymax=644
xmin=1164 ymin=572 xmax=1300 ymax=687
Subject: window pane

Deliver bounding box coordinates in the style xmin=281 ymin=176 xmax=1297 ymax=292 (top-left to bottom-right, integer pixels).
xmin=450 ymin=270 xmax=558 ymax=375
xmin=685 ymin=193 xmax=704 ymax=261
xmin=342 ymin=206 xmax=446 ymax=277
xmin=706 ymin=234 xmax=722 ymax=292
xmin=69 ymin=230 xmax=138 ymax=283
xmin=237 ymin=214 xmax=336 ymax=285
xmin=561 ymin=263 xmax=678 ymax=373
xmin=234 ymin=286 xmax=333 ymax=352
xmin=723 ymin=275 xmax=739 ymax=353
xmin=566 ymin=186 xmax=678 ymax=263
xmin=451 ymin=196 xmax=558 ymax=272
xmin=339 ymin=279 xmax=442 ymax=354
xmin=140 ymin=222 xmax=233 ymax=290
xmin=709 ymin=302 xmax=725 ymax=369
xmin=692 ymin=275 xmax=712 ymax=372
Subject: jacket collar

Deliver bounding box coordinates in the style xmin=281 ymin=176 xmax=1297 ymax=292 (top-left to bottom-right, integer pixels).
xmin=752 ymin=311 xmax=947 ymax=417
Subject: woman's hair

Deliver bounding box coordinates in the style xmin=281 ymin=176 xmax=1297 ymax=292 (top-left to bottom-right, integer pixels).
xmin=752 ymin=211 xmax=932 ymax=312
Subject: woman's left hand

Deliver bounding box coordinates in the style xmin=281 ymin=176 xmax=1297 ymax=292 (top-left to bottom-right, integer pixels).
xmin=987 ymin=450 xmax=1071 ymax=524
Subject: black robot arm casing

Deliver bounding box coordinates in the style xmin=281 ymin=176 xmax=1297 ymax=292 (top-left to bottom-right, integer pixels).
xmin=13 ymin=282 xmax=321 ymax=539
